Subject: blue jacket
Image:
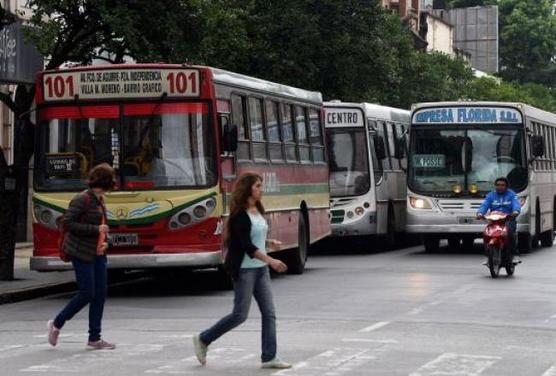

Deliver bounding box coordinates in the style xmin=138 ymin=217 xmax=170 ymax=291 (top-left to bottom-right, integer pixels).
xmin=477 ymin=189 xmax=521 ymax=216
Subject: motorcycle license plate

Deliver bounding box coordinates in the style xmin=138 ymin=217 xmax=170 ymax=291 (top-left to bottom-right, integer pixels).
xmin=458 ymin=217 xmax=481 ymax=224
xmin=111 ymin=233 xmax=139 ymax=247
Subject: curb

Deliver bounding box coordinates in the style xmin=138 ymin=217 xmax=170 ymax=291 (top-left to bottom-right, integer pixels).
xmin=0 ymin=281 xmax=77 ymax=305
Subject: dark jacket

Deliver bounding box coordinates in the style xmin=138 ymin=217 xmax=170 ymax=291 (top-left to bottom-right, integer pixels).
xmin=224 ymin=210 xmax=260 ymax=280
xmin=63 ymin=190 xmax=107 ymax=263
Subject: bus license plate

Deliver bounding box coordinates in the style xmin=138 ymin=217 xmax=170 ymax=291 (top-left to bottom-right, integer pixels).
xmin=458 ymin=217 xmax=480 ymax=225
xmin=111 ymin=233 xmax=139 ymax=247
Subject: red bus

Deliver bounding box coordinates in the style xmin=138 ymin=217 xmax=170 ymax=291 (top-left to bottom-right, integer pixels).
xmin=31 ymin=64 xmax=330 ymax=274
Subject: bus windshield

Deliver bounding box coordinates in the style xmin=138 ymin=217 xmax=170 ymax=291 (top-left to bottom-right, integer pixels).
xmin=327 ymin=127 xmax=370 ymax=197
xmin=36 ymin=103 xmax=216 ymax=191
xmin=408 ymin=126 xmax=527 ymax=195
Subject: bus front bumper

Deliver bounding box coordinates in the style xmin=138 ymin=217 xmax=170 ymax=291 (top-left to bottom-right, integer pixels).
xmin=30 ymin=251 xmax=224 ymax=271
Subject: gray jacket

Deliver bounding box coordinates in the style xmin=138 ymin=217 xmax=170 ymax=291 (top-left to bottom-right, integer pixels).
xmin=63 ymin=190 xmax=106 ymax=263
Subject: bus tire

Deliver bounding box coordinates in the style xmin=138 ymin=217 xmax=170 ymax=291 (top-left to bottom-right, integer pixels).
xmin=447 ymin=237 xmax=461 ymax=250
xmin=518 ymin=232 xmax=533 ymax=254
xmin=423 ymin=236 xmax=439 ymax=253
xmin=386 ymin=205 xmax=397 ymax=247
xmin=286 ymin=212 xmax=309 ymax=275
xmin=540 ymin=230 xmax=554 ymax=247
xmin=462 ymin=237 xmax=475 ymax=251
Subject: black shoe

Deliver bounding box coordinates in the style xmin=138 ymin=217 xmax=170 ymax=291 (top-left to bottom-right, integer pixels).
xmin=512 ymin=256 xmax=522 ymax=264
xmin=482 ymin=259 xmax=488 ymax=266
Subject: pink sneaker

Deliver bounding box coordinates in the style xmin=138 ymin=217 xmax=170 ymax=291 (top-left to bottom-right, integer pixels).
xmin=47 ymin=320 xmax=60 ymax=347
xmin=87 ymin=339 xmax=116 ymax=350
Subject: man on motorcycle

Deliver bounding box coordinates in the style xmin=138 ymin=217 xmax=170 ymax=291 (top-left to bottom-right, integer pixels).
xmin=476 ymin=177 xmax=521 ymax=264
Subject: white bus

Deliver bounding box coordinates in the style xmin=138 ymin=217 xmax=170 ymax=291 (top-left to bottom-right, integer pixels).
xmin=407 ymin=102 xmax=556 ymax=252
xmin=325 ymin=101 xmax=410 ymax=244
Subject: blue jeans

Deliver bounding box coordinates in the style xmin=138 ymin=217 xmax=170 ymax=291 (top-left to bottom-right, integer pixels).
xmin=200 ymin=266 xmax=277 ymax=362
xmin=54 ymin=255 xmax=107 ymax=342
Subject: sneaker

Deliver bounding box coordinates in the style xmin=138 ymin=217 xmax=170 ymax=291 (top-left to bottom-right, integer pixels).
xmin=512 ymin=255 xmax=522 ymax=264
xmin=482 ymin=259 xmax=489 ymax=266
xmin=87 ymin=339 xmax=116 ymax=350
xmin=261 ymin=357 xmax=292 ymax=369
xmin=47 ymin=320 xmax=60 ymax=347
xmin=192 ymin=334 xmax=207 ymax=365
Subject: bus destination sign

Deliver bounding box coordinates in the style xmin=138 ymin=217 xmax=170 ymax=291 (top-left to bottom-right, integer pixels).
xmin=325 ymin=108 xmax=364 ymax=127
xmin=412 ymin=107 xmax=522 ymax=125
xmin=42 ymin=68 xmax=200 ymax=102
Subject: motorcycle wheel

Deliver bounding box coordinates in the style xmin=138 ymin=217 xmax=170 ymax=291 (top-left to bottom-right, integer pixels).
xmin=487 ymin=246 xmax=500 ymax=278
xmin=505 ymin=255 xmax=515 ymax=276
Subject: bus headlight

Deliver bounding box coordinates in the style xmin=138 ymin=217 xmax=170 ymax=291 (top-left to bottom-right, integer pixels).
xmin=33 ymin=203 xmax=63 ymax=230
xmin=355 ymin=207 xmax=365 ymax=216
xmin=469 ymin=184 xmax=478 ymax=194
xmin=409 ymin=196 xmax=432 ymax=209
xmin=168 ymin=196 xmax=217 ymax=230
xmin=452 ymin=184 xmax=462 ymax=194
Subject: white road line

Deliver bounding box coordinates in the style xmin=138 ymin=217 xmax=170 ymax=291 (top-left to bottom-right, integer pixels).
xmin=410 ymin=352 xmax=501 ymax=376
xmin=20 ymin=344 xmax=166 ymax=373
xmin=342 ymin=338 xmax=398 ymax=344
xmin=272 ymin=348 xmax=375 ymax=376
xmin=359 ymin=321 xmax=391 ymax=333
xmin=542 ymin=365 xmax=556 ymax=376
xmin=407 ymin=285 xmax=474 ymax=316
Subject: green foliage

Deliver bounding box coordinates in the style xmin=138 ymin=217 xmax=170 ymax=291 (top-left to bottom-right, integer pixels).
xmin=447 ymin=0 xmax=497 ymax=8
xmin=498 ymin=0 xmax=556 ymax=86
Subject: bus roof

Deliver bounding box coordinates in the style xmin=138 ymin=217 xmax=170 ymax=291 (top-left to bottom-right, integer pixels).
xmin=324 ymin=101 xmax=410 ymax=123
xmin=39 ymin=63 xmax=323 ymax=105
xmin=412 ymin=101 xmax=556 ymax=125
xmin=210 ymin=67 xmax=322 ymax=104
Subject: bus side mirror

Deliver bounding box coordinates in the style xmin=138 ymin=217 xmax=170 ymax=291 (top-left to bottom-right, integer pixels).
xmin=220 ymin=115 xmax=238 ymax=152
xmin=373 ymin=135 xmax=386 ymax=160
xmin=531 ymin=135 xmax=544 ymax=157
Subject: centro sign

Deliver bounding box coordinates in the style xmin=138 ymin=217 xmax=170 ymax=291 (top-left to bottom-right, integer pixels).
xmin=42 ymin=68 xmax=200 ymax=102
xmin=325 ymin=108 xmax=364 ymax=128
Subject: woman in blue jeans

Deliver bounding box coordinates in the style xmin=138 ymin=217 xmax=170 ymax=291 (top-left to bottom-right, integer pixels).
xmin=47 ymin=163 xmax=116 ymax=350
xmin=193 ymin=172 xmax=292 ymax=369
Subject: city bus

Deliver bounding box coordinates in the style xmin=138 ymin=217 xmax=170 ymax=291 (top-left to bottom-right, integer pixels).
xmin=30 ymin=64 xmax=330 ymax=274
xmin=407 ymin=101 xmax=556 ymax=252
xmin=325 ymin=101 xmax=410 ymax=245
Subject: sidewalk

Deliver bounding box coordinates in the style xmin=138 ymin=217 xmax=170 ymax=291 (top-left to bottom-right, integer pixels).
xmin=0 ymin=243 xmax=75 ymax=305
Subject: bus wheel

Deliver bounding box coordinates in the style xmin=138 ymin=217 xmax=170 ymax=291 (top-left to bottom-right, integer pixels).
xmin=386 ymin=205 xmax=397 ymax=247
xmin=518 ymin=233 xmax=533 ymax=254
xmin=423 ymin=236 xmax=439 ymax=253
xmin=286 ymin=212 xmax=309 ymax=274
xmin=540 ymin=230 xmax=554 ymax=247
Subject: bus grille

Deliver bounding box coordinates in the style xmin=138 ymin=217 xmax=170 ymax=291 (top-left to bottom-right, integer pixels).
xmin=330 ymin=198 xmax=356 ymax=207
xmin=438 ymin=200 xmax=483 ymax=211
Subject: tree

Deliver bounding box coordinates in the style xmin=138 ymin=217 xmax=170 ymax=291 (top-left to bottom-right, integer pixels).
xmin=446 ymin=0 xmax=497 ymax=8
xmin=498 ymin=0 xmax=556 ymax=86
xmin=0 ymin=0 xmax=205 ymax=279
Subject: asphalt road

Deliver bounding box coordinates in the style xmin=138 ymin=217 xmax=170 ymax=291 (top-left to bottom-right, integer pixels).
xmin=1 ymin=239 xmax=556 ymax=375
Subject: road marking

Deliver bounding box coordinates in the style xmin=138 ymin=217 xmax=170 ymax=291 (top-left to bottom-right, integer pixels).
xmin=272 ymin=348 xmax=375 ymax=376
xmin=542 ymin=365 xmax=556 ymax=376
xmin=20 ymin=344 xmax=166 ymax=372
xmin=407 ymin=285 xmax=474 ymax=316
xmin=342 ymin=338 xmax=398 ymax=344
xmin=359 ymin=321 xmax=390 ymax=333
xmin=145 ymin=347 xmax=255 ymax=374
xmin=410 ymin=352 xmax=500 ymax=376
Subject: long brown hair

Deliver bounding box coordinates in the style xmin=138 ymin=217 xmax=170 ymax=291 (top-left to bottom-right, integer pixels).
xmin=222 ymin=172 xmax=265 ymax=246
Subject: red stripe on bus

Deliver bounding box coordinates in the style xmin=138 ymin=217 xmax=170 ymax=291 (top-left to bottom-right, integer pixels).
xmin=40 ymin=105 xmax=119 ymax=120
xmin=123 ymin=103 xmax=208 ymax=116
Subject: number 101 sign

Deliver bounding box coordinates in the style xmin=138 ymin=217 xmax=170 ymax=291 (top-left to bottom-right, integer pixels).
xmin=42 ymin=68 xmax=201 ymax=101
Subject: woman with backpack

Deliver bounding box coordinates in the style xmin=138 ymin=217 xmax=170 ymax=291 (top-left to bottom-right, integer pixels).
xmin=47 ymin=163 xmax=116 ymax=350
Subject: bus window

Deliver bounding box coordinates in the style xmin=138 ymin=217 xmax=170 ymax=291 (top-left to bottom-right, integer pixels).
xmin=281 ymin=103 xmax=296 ymax=162
xmin=231 ymin=94 xmax=249 ymax=160
xmin=309 ymin=108 xmax=325 ymax=162
xmin=368 ymin=122 xmax=383 ymax=185
xmin=295 ymin=106 xmax=310 ymax=162
xmin=266 ymin=100 xmax=284 ymax=162
xmin=378 ymin=122 xmax=391 ymax=170
xmin=248 ymin=97 xmax=267 ymax=161
xmin=395 ymin=123 xmax=407 ymax=170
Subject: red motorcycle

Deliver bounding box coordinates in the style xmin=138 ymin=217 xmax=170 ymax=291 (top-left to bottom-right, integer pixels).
xmin=482 ymin=211 xmax=516 ymax=278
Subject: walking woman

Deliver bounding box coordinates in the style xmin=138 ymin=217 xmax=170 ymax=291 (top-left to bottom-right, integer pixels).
xmin=47 ymin=163 xmax=116 ymax=350
xmin=193 ymin=172 xmax=292 ymax=369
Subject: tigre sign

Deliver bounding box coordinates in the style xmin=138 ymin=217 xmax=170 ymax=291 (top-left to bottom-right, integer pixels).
xmin=42 ymin=68 xmax=200 ymax=101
